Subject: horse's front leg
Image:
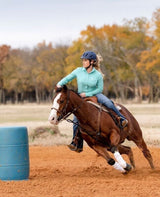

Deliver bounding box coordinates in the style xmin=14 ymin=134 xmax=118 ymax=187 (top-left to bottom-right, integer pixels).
xmin=92 ymin=145 xmax=126 ymax=174
xmin=110 ymin=129 xmax=132 ymax=174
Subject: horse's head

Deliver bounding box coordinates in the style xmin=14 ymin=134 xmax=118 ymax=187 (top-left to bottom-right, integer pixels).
xmin=48 ymin=85 xmax=69 ymax=125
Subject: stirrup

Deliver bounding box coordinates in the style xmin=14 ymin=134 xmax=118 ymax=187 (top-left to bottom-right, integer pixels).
xmin=121 ymin=119 xmax=128 ymax=128
xmin=67 ymin=143 xmax=77 ymax=151
xmin=75 ymin=148 xmax=83 ymax=153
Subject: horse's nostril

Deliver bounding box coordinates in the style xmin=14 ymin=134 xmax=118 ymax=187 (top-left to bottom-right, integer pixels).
xmin=52 ymin=117 xmax=54 ymax=120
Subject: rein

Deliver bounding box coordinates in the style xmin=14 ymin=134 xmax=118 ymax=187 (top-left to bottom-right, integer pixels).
xmin=66 ymin=118 xmax=108 ymax=145
xmin=52 ymin=90 xmax=84 ymax=122
xmin=65 ymin=100 xmax=108 ymax=145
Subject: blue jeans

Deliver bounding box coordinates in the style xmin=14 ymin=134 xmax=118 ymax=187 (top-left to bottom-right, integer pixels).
xmin=72 ymin=115 xmax=83 ymax=148
xmin=96 ymin=93 xmax=126 ymax=120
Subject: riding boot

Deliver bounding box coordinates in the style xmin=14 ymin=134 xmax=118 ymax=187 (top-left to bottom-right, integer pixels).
xmin=67 ymin=142 xmax=77 ymax=151
xmin=68 ymin=115 xmax=79 ymax=151
xmin=76 ymin=130 xmax=83 ymax=153
xmin=67 ymin=138 xmax=83 ymax=152
xmin=96 ymin=93 xmax=128 ymax=129
xmin=68 ymin=128 xmax=83 ymax=153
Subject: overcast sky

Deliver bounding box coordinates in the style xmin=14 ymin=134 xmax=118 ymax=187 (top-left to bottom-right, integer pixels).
xmin=0 ymin=0 xmax=160 ymax=49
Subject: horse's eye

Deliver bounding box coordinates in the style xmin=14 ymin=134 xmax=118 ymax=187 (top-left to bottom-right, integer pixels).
xmin=60 ymin=100 xmax=64 ymax=104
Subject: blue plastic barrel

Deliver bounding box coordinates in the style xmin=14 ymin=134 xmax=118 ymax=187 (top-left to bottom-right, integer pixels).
xmin=0 ymin=126 xmax=30 ymax=181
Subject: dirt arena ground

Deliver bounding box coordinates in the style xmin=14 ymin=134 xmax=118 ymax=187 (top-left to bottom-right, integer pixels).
xmin=0 ymin=103 xmax=160 ymax=196
xmin=1 ymin=145 xmax=160 ymax=197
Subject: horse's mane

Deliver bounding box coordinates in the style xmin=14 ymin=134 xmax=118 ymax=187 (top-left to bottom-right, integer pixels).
xmin=55 ymin=85 xmax=81 ymax=98
xmin=70 ymin=89 xmax=82 ymax=98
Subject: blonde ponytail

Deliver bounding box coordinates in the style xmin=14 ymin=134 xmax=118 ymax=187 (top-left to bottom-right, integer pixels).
xmin=94 ymin=53 xmax=105 ymax=77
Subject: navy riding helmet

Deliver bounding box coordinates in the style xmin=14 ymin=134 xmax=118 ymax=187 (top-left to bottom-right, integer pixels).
xmin=81 ymin=51 xmax=97 ymax=61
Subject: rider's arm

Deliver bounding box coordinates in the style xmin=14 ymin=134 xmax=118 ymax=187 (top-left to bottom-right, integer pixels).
xmin=57 ymin=68 xmax=78 ymax=86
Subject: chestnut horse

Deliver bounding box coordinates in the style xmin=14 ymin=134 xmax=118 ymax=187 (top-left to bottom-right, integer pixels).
xmin=48 ymin=85 xmax=154 ymax=174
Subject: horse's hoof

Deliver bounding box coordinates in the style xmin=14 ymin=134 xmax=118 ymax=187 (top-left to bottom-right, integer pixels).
xmin=122 ymin=171 xmax=131 ymax=175
xmin=123 ymin=163 xmax=132 ymax=174
xmin=125 ymin=163 xmax=132 ymax=171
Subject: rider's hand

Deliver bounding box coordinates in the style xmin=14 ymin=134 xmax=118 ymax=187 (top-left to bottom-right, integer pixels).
xmin=80 ymin=93 xmax=86 ymax=98
xmin=56 ymin=84 xmax=62 ymax=88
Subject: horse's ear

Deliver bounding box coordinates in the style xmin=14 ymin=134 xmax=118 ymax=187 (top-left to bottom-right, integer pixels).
xmin=63 ymin=85 xmax=68 ymax=92
xmin=54 ymin=85 xmax=68 ymax=93
xmin=55 ymin=86 xmax=62 ymax=93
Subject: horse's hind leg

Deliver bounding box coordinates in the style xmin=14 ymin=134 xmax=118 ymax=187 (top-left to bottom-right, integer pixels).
xmin=134 ymin=138 xmax=154 ymax=169
xmin=118 ymin=145 xmax=135 ymax=168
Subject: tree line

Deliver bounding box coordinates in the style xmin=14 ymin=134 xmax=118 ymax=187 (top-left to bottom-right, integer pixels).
xmin=0 ymin=8 xmax=160 ymax=104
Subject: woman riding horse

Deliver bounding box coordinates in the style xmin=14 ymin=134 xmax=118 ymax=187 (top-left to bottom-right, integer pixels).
xmin=56 ymin=51 xmax=128 ymax=152
xmin=49 ymin=85 xmax=154 ymax=174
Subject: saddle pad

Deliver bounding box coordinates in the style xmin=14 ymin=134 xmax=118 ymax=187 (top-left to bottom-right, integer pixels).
xmin=87 ymin=101 xmax=122 ymax=112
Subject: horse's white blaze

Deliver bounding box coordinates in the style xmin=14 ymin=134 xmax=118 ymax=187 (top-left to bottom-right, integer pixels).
xmin=114 ymin=151 xmax=127 ymax=168
xmin=48 ymin=93 xmax=61 ymax=124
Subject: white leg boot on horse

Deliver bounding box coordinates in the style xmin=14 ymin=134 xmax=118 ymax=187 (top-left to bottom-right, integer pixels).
xmin=92 ymin=145 xmax=130 ymax=174
xmin=109 ymin=129 xmax=132 ymax=174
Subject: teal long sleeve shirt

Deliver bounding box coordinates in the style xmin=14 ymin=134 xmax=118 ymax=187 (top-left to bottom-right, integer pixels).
xmin=57 ymin=67 xmax=103 ymax=97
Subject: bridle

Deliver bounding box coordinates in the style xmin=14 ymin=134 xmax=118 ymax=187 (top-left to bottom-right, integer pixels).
xmin=51 ymin=89 xmax=84 ymax=122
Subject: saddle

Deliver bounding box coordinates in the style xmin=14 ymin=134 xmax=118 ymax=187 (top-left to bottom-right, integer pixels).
xmin=84 ymin=96 xmax=122 ymax=128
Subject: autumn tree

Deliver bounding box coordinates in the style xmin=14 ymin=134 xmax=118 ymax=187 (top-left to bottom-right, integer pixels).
xmin=0 ymin=45 xmax=10 ymax=103
xmin=31 ymin=41 xmax=69 ymax=102
xmin=69 ymin=20 xmax=150 ymax=102
xmin=3 ymin=48 xmax=33 ymax=103
xmin=1 ymin=9 xmax=160 ymax=103
xmin=137 ymin=9 xmax=160 ymax=102
xmin=137 ymin=43 xmax=160 ymax=102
